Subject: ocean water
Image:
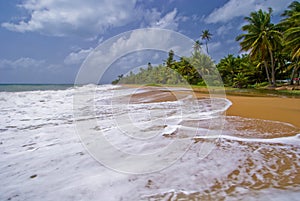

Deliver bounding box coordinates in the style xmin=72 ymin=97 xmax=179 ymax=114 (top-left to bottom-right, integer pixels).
xmin=0 ymin=84 xmax=300 ymax=201
xmin=0 ymin=84 xmax=73 ymax=92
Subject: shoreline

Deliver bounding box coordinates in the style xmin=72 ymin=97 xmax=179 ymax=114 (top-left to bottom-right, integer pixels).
xmin=225 ymin=95 xmax=300 ymax=128
xmin=120 ymin=85 xmax=300 ymax=129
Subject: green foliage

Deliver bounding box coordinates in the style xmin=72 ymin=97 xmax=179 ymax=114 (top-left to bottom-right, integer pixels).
xmin=217 ymin=54 xmax=264 ymax=87
xmin=236 ymin=8 xmax=282 ymax=86
xmin=117 ymin=50 xmax=217 ymax=86
xmin=280 ymin=1 xmax=300 ymax=60
xmin=111 ymin=74 xmax=123 ymax=85
xmin=112 ymin=2 xmax=300 ymax=89
xmin=233 ymin=73 xmax=249 ymax=88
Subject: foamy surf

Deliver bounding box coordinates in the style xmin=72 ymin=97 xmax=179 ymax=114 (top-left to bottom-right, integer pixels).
xmin=0 ymin=85 xmax=299 ymax=200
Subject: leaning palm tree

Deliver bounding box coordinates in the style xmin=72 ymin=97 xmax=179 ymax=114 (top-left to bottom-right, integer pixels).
xmin=201 ymin=30 xmax=212 ymax=55
xmin=236 ymin=8 xmax=282 ymax=87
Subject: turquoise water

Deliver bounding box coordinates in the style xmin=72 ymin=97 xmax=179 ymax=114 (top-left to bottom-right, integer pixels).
xmin=0 ymin=84 xmax=74 ymax=92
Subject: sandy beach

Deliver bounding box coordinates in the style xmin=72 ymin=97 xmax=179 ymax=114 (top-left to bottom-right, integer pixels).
xmin=125 ymin=86 xmax=300 ymax=128
xmin=226 ymin=95 xmax=300 ymax=128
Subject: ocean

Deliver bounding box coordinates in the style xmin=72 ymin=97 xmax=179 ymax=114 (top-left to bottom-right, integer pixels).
xmin=0 ymin=84 xmax=299 ymax=201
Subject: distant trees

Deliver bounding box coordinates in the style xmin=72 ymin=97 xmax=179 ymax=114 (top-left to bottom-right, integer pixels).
xmin=111 ymin=74 xmax=123 ymax=84
xmin=113 ymin=2 xmax=300 ymax=88
xmin=117 ymin=49 xmax=216 ymax=86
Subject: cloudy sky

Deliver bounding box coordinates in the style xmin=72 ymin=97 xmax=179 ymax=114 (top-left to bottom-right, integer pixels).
xmin=0 ymin=0 xmax=293 ymax=84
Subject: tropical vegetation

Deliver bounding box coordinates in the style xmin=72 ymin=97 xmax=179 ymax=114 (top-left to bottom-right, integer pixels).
xmin=113 ymin=2 xmax=300 ymax=89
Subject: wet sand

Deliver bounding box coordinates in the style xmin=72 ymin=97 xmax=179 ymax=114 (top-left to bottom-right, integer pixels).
xmin=122 ymin=86 xmax=300 ymax=128
xmin=226 ymin=95 xmax=300 ymax=128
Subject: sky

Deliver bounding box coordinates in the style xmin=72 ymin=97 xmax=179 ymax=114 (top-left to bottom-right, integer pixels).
xmin=0 ymin=0 xmax=294 ymax=84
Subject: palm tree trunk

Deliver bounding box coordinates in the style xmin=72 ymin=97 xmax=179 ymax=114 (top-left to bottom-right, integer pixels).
xmin=269 ymin=49 xmax=276 ymax=87
xmin=263 ymin=60 xmax=271 ymax=85
xmin=290 ymin=67 xmax=296 ymax=85
xmin=290 ymin=58 xmax=299 ymax=85
xmin=205 ymin=41 xmax=209 ymax=55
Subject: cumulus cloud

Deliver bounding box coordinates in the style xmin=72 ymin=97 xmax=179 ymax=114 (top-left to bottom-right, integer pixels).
xmin=0 ymin=57 xmax=45 ymax=69
xmin=64 ymin=48 xmax=93 ymax=65
xmin=2 ymin=0 xmax=187 ymax=38
xmin=2 ymin=0 xmax=138 ymax=37
xmin=205 ymin=0 xmax=293 ymax=24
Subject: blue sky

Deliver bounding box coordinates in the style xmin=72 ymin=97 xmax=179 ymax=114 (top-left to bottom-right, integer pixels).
xmin=0 ymin=0 xmax=293 ymax=84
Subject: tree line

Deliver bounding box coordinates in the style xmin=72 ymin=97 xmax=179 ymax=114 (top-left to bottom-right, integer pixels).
xmin=113 ymin=1 xmax=300 ymax=88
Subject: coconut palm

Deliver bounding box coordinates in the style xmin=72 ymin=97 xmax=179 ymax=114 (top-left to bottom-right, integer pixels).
xmin=217 ymin=54 xmax=237 ymax=85
xmin=284 ymin=14 xmax=300 ymax=60
xmin=233 ymin=73 xmax=249 ymax=88
xmin=282 ymin=1 xmax=300 ymax=17
xmin=193 ymin=40 xmax=202 ymax=53
xmin=201 ymin=30 xmax=212 ymax=55
xmin=280 ymin=1 xmax=300 ymax=84
xmin=281 ymin=1 xmax=300 ymax=60
xmin=236 ymin=8 xmax=282 ymax=86
xmin=283 ymin=2 xmax=300 ymax=58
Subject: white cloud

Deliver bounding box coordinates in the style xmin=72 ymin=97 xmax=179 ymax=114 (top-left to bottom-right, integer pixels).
xmin=2 ymin=1 xmax=188 ymax=38
xmin=0 ymin=57 xmax=45 ymax=69
xmin=205 ymin=0 xmax=293 ymax=24
xmin=2 ymin=0 xmax=138 ymax=37
xmin=141 ymin=8 xmax=162 ymax=27
xmin=216 ymin=24 xmax=233 ymax=36
xmin=208 ymin=42 xmax=221 ymax=53
xmin=76 ymin=29 xmax=194 ymax=83
xmin=149 ymin=9 xmax=180 ymax=30
xmin=64 ymin=48 xmax=93 ymax=65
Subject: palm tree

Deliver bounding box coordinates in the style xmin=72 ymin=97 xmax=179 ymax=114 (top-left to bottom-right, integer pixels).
xmin=233 ymin=73 xmax=249 ymax=88
xmin=284 ymin=15 xmax=300 ymax=60
xmin=282 ymin=1 xmax=300 ymax=17
xmin=280 ymin=1 xmax=300 ymax=84
xmin=201 ymin=30 xmax=212 ymax=55
xmin=166 ymin=49 xmax=175 ymax=68
xmin=236 ymin=8 xmax=282 ymax=87
xmin=193 ymin=40 xmax=202 ymax=53
xmin=217 ymin=54 xmax=237 ymax=85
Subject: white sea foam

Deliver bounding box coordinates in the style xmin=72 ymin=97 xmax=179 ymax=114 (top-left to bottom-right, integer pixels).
xmin=0 ymin=85 xmax=299 ymax=200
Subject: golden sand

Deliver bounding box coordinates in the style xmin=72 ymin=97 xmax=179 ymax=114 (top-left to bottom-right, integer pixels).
xmin=226 ymin=95 xmax=300 ymax=128
xmin=122 ymin=86 xmax=300 ymax=128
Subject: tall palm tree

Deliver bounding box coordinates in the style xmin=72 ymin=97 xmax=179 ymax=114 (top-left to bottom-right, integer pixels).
xmin=193 ymin=40 xmax=202 ymax=53
xmin=201 ymin=30 xmax=212 ymax=55
xmin=280 ymin=1 xmax=300 ymax=84
xmin=236 ymin=8 xmax=282 ymax=86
